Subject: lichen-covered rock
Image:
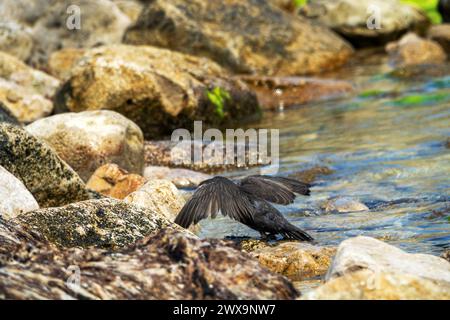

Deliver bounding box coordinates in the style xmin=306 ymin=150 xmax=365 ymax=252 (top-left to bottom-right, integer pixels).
xmin=144 ymin=166 xmax=211 ymax=188
xmin=0 ymin=223 xmax=298 ymax=300
xmin=386 ymin=33 xmax=447 ymax=67
xmin=0 ymin=101 xmax=19 ymax=125
xmin=322 ymin=197 xmax=369 ymax=213
xmin=428 ymin=24 xmax=450 ymax=55
xmin=123 ymin=0 xmax=353 ymax=76
xmin=26 ymin=0 xmax=132 ymax=69
xmin=16 ymin=198 xmax=184 ymax=249
xmin=0 ymin=165 xmax=39 ymax=220
xmin=0 ymin=123 xmax=91 ymax=208
xmin=300 ymin=0 xmax=430 ymax=46
xmin=26 ymin=110 xmax=145 ymax=182
xmin=86 ymin=164 xmax=145 ymax=200
xmin=124 ymin=179 xmax=186 ymax=223
xmin=48 ymin=48 xmax=86 ymax=80
xmin=247 ymin=241 xmax=336 ymax=281
xmin=0 ymin=21 xmax=33 ymax=61
xmin=326 ymin=236 xmax=450 ymax=284
xmin=55 ymin=45 xmax=260 ymax=139
xmin=302 ymin=270 xmax=450 ymax=300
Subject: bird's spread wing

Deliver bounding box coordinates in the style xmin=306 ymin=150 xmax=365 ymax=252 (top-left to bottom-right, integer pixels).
xmin=174 ymin=176 xmax=255 ymax=228
xmin=239 ymin=175 xmax=311 ymax=205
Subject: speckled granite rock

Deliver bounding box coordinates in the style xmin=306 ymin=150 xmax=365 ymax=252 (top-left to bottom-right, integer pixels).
xmin=26 ymin=110 xmax=145 ymax=182
xmin=0 ymin=165 xmax=39 ymax=220
xmin=0 ymin=22 xmax=33 ymax=61
xmin=0 ymin=123 xmax=91 ymax=207
xmin=0 ymin=220 xmax=298 ymax=300
xmin=55 ymin=45 xmax=260 ymax=139
xmin=86 ymin=164 xmax=145 ymax=200
xmin=124 ymin=0 xmax=353 ymax=76
xmin=16 ymin=198 xmax=184 ymax=249
xmin=144 ymin=166 xmax=211 ymax=188
xmin=0 ymin=102 xmax=19 ymax=125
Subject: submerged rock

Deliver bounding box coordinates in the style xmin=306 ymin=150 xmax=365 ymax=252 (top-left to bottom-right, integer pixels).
xmin=0 ymin=123 xmax=91 ymax=208
xmin=300 ymin=0 xmax=430 ymax=46
xmin=55 ymin=45 xmax=260 ymax=139
xmin=322 ymin=197 xmax=369 ymax=213
xmin=303 ymin=269 xmax=450 ymax=300
xmin=16 ymin=198 xmax=183 ymax=249
xmin=247 ymin=241 xmax=336 ymax=281
xmin=289 ymin=166 xmax=335 ymax=184
xmin=86 ymin=164 xmax=145 ymax=200
xmin=0 ymin=165 xmax=39 ymax=220
xmin=327 ymin=236 xmax=450 ymax=284
xmin=428 ymin=24 xmax=450 ymax=55
xmin=386 ymin=33 xmax=447 ymax=67
xmin=144 ymin=166 xmax=211 ymax=188
xmin=26 ymin=110 xmax=145 ymax=182
xmin=238 ymin=76 xmax=354 ymax=111
xmin=0 ymin=225 xmax=298 ymax=300
xmin=124 ymin=0 xmax=353 ymax=76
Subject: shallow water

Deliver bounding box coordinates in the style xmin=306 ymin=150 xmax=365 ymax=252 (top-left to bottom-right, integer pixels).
xmin=199 ymin=53 xmax=450 ymax=257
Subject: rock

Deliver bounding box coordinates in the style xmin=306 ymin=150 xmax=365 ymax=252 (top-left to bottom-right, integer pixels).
xmin=26 ymin=0 xmax=132 ymax=69
xmin=0 ymin=21 xmax=33 ymax=61
xmin=86 ymin=164 xmax=145 ymax=200
xmin=439 ymin=0 xmax=450 ymax=23
xmin=428 ymin=24 xmax=450 ymax=55
xmin=124 ymin=179 xmax=186 ymax=223
xmin=238 ymin=76 xmax=354 ymax=110
xmin=0 ymin=101 xmax=20 ymax=125
xmin=0 ymin=123 xmax=91 ymax=208
xmin=16 ymin=198 xmax=184 ymax=250
xmin=289 ymin=166 xmax=334 ymax=184
xmin=144 ymin=166 xmax=211 ymax=188
xmin=25 ymin=110 xmax=145 ymax=182
xmin=144 ymin=140 xmax=266 ymax=173
xmin=0 ymin=223 xmax=298 ymax=300
xmin=386 ymin=33 xmax=447 ymax=67
xmin=247 ymin=241 xmax=336 ymax=281
xmin=302 ymin=269 xmax=450 ymax=300
xmin=268 ymin=0 xmax=298 ymax=13
xmin=0 ymin=165 xmax=39 ymax=220
xmin=300 ymin=0 xmax=430 ymax=46
xmin=441 ymin=249 xmax=450 ymax=262
xmin=123 ymin=0 xmax=353 ymax=76
xmin=327 ymin=236 xmax=450 ymax=284
xmin=47 ymin=48 xmax=86 ymax=80
xmin=112 ymin=0 xmax=144 ymax=22
xmin=388 ymin=63 xmax=450 ymax=80
xmin=54 ymin=45 xmax=260 ymax=139
xmin=322 ymin=197 xmax=369 ymax=213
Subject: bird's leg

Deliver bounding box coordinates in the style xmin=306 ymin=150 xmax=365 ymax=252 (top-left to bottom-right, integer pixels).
xmin=259 ymin=231 xmax=269 ymax=241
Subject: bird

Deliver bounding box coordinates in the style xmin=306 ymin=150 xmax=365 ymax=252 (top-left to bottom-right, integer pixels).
xmin=174 ymin=175 xmax=314 ymax=241
xmin=439 ymin=0 xmax=450 ymax=22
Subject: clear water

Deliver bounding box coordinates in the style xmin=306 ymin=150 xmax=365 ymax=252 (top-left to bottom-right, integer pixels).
xmin=199 ymin=52 xmax=450 ymax=256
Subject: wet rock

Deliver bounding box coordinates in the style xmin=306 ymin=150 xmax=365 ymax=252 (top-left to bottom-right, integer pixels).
xmin=327 ymin=236 xmax=450 ymax=284
xmin=0 ymin=123 xmax=91 ymax=208
xmin=0 ymin=165 xmax=39 ymax=220
xmin=26 ymin=110 xmax=145 ymax=182
xmin=0 ymin=101 xmax=20 ymax=125
xmin=388 ymin=63 xmax=450 ymax=80
xmin=26 ymin=0 xmax=132 ymax=69
xmin=238 ymin=76 xmax=354 ymax=111
xmin=441 ymin=249 xmax=450 ymax=262
xmin=0 ymin=22 xmax=33 ymax=61
xmin=303 ymin=269 xmax=450 ymax=300
xmin=428 ymin=24 xmax=450 ymax=55
xmin=300 ymin=0 xmax=430 ymax=46
xmin=144 ymin=166 xmax=211 ymax=188
xmin=289 ymin=166 xmax=334 ymax=184
xmin=386 ymin=33 xmax=447 ymax=67
xmin=124 ymin=0 xmax=353 ymax=76
xmin=54 ymin=45 xmax=260 ymax=139
xmin=124 ymin=179 xmax=186 ymax=223
xmin=47 ymin=48 xmax=86 ymax=80
xmin=86 ymin=164 xmax=146 ymax=200
xmin=16 ymin=198 xmax=183 ymax=250
xmin=322 ymin=197 xmax=369 ymax=213
xmin=248 ymin=241 xmax=336 ymax=281
xmin=0 ymin=224 xmax=298 ymax=300
xmin=144 ymin=140 xmax=266 ymax=173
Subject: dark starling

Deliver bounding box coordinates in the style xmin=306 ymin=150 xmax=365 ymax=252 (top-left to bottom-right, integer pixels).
xmin=439 ymin=0 xmax=450 ymax=22
xmin=175 ymin=175 xmax=314 ymax=241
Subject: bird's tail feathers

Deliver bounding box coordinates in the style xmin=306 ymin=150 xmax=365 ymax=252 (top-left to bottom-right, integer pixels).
xmin=282 ymin=224 xmax=314 ymax=241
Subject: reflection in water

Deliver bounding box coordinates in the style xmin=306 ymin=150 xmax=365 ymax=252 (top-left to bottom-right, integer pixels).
xmin=199 ymin=56 xmax=450 ymax=256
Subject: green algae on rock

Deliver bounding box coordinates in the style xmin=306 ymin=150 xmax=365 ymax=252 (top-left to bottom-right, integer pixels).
xmin=54 ymin=45 xmax=260 ymax=139
xmin=0 ymin=122 xmax=91 ymax=208
xmin=123 ymin=0 xmax=353 ymax=76
xmin=16 ymin=198 xmax=184 ymax=250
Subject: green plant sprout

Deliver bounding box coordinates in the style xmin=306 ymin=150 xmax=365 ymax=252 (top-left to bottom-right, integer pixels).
xmin=206 ymin=87 xmax=231 ymax=119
